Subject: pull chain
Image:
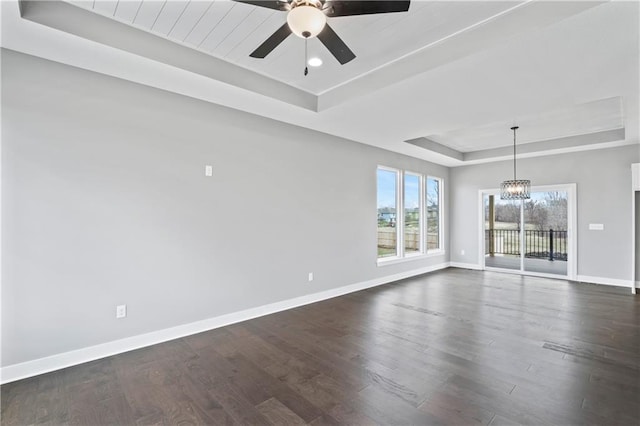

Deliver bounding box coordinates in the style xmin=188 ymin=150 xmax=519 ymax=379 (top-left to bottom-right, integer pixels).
xmin=304 ymin=37 xmax=309 ymax=76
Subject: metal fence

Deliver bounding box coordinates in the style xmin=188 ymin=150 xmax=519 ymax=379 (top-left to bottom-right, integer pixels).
xmin=485 ymin=229 xmax=568 ymax=261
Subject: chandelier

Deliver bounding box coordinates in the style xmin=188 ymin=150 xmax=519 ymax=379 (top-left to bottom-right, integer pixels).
xmin=500 ymin=126 xmax=531 ymax=200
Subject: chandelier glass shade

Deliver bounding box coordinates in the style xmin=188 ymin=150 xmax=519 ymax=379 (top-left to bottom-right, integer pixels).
xmin=287 ymin=4 xmax=327 ymax=38
xmin=500 ymin=179 xmax=531 ymax=200
xmin=500 ymin=126 xmax=531 ymax=200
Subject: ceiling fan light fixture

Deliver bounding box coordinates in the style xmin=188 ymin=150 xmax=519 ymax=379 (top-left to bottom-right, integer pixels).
xmin=308 ymin=57 xmax=323 ymax=67
xmin=241 ymin=0 xmax=410 ymax=64
xmin=287 ymin=3 xmax=327 ymax=38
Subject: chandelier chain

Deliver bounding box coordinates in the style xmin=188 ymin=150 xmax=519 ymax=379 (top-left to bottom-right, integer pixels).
xmin=511 ymin=126 xmax=519 ymax=180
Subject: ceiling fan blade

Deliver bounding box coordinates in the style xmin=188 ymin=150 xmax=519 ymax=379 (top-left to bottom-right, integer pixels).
xmin=324 ymin=1 xmax=410 ymax=17
xmin=250 ymin=23 xmax=292 ymax=58
xmin=232 ymin=0 xmax=290 ymax=11
xmin=317 ymin=24 xmax=355 ymax=65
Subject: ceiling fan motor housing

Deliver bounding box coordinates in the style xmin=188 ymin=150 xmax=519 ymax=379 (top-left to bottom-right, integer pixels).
xmin=287 ymin=0 xmax=327 ymax=38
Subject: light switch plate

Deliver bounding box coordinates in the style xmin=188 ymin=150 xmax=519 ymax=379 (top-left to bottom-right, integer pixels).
xmin=116 ymin=304 xmax=127 ymax=319
xmin=588 ymin=223 xmax=604 ymax=231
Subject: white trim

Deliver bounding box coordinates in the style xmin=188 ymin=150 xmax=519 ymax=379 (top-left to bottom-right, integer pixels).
xmin=377 ymin=250 xmax=446 ymax=266
xmin=0 ymin=262 xmax=450 ymax=385
xmin=426 ymin=248 xmax=446 ymax=256
xmin=403 ymin=170 xmax=424 ymax=255
xmin=480 ymin=269 xmax=632 ymax=288
xmin=0 ymin=25 xmax=3 ymax=373
xmin=419 ymin=173 xmax=426 ymax=254
xmin=485 ymin=266 xmax=570 ymax=281
xmin=485 ymin=266 xmax=523 ymax=275
xmin=397 ymin=169 xmax=404 ymax=257
xmin=576 ymin=275 xmax=634 ymax=288
xmin=478 ymin=189 xmax=488 ymax=268
xmin=520 ymin=194 xmax=525 ymax=271
xmin=376 ymin=165 xmax=400 ymax=258
xmin=426 ymin=176 xmax=444 ymax=252
xmin=516 ymin=270 xmax=569 ymax=280
xmin=450 ymin=262 xmax=483 ymax=270
xmin=566 ymin=183 xmax=578 ymax=281
xmin=631 ymin=167 xmax=638 ymax=295
xmin=632 ymin=188 xmax=635 ymax=294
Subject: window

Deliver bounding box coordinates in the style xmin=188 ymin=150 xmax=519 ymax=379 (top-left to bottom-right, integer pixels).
xmin=377 ymin=168 xmax=398 ymax=258
xmin=427 ymin=177 xmax=442 ymax=250
xmin=404 ymin=173 xmax=422 ymax=255
xmin=377 ymin=167 xmax=443 ymax=262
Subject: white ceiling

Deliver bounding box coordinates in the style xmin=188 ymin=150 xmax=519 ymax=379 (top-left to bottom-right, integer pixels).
xmin=429 ymin=97 xmax=624 ymax=152
xmin=2 ymin=0 xmax=638 ymax=166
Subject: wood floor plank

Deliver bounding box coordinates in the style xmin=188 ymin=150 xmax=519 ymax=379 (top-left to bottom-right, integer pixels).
xmin=356 ymin=382 xmax=445 ymax=425
xmin=194 ymin=345 xmax=274 ymax=407
xmin=419 ymin=391 xmax=495 ymax=425
xmin=256 ymin=397 xmax=307 ymax=426
xmin=1 ymin=377 xmax=40 ymax=425
xmin=2 ymin=268 xmax=639 ymax=425
xmin=182 ymin=354 xmax=272 ymax=425
xmin=327 ymin=402 xmax=379 ymax=426
xmin=488 ymin=413 xmax=522 ymax=426
xmin=32 ymin=371 xmax=70 ymax=425
xmin=243 ymin=320 xmax=369 ymax=392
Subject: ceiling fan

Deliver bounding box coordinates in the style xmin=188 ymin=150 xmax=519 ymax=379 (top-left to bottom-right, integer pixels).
xmin=233 ymin=0 xmax=411 ymax=66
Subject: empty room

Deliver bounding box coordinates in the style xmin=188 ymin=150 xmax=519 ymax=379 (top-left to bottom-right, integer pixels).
xmin=1 ymin=0 xmax=639 ymax=425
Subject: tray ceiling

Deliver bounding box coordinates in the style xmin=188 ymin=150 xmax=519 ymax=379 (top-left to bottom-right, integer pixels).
xmin=3 ymin=0 xmax=639 ymax=166
xmin=430 ymin=97 xmax=625 ymax=152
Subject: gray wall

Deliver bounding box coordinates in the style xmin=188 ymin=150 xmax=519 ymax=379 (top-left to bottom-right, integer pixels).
xmin=450 ymin=144 xmax=640 ymax=281
xmin=1 ymin=50 xmax=449 ymax=367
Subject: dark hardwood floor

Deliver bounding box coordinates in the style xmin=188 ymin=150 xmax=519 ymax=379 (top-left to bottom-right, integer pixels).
xmin=2 ymin=268 xmax=639 ymax=425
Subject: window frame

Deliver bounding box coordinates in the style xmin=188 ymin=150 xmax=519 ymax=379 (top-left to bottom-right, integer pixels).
xmin=403 ymin=171 xmax=424 ymax=258
xmin=376 ymin=166 xmax=401 ymax=260
xmin=426 ymin=176 xmax=444 ymax=254
xmin=376 ymin=167 xmax=445 ymax=266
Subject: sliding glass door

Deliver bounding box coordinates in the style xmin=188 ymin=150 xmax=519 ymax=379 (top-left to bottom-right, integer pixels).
xmin=484 ymin=196 xmax=521 ymax=271
xmin=482 ymin=184 xmax=575 ymax=278
xmin=523 ymin=190 xmax=568 ymax=275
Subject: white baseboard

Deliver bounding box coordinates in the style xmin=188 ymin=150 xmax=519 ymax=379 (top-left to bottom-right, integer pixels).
xmin=449 ymin=262 xmax=483 ymax=270
xmin=448 ymin=267 xmax=636 ymax=291
xmin=0 ymin=262 xmax=449 ymax=384
xmin=576 ymin=275 xmax=634 ymax=289
xmin=449 ymin=262 xmax=640 ymax=288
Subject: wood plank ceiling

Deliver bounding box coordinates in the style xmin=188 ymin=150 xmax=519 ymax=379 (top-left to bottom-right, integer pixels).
xmin=66 ymin=0 xmax=522 ymax=94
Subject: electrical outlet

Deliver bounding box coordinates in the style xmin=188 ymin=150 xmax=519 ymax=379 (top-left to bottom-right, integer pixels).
xmin=461 ymin=249 xmax=465 ymax=256
xmin=308 ymin=272 xmax=314 ymax=282
xmin=205 ymin=165 xmax=213 ymax=177
xmin=116 ymin=304 xmax=127 ymax=319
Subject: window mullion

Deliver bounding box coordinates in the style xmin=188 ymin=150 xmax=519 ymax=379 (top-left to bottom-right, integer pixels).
xmin=397 ymin=170 xmax=404 ymax=258
xmin=439 ymin=178 xmax=443 ymax=251
xmin=420 ymin=175 xmax=425 ymax=253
